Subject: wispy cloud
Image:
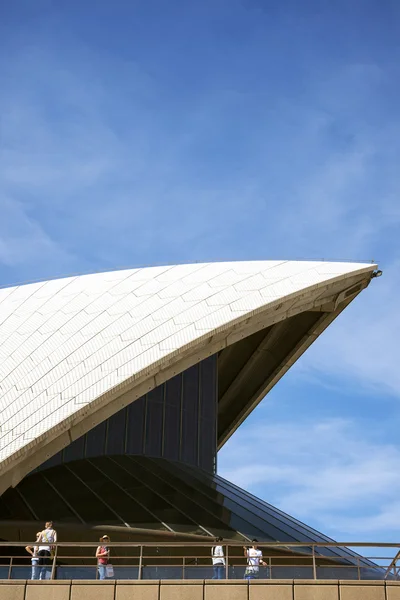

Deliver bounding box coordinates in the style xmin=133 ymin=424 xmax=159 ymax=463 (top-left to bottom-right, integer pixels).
xmin=298 ymin=261 xmax=400 ymax=397
xmin=219 ymin=417 xmax=400 ymax=539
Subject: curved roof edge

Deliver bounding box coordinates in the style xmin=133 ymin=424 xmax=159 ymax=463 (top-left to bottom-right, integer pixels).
xmin=0 ymin=260 xmax=377 ymax=494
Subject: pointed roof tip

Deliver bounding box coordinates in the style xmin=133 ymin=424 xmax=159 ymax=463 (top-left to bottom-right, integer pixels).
xmin=0 ymin=259 xmax=377 ymax=491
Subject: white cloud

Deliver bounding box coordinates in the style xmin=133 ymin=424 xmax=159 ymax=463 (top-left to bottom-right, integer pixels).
xmin=0 ymin=196 xmax=74 ymax=269
xmin=219 ymin=417 xmax=400 ymax=539
xmin=298 ymin=261 xmax=400 ymax=397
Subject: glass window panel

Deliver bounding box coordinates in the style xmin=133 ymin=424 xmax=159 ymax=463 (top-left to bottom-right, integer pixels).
xmin=69 ymin=459 xmax=157 ymax=527
xmin=106 ymin=407 xmax=127 ymax=455
xmin=117 ymin=456 xmax=204 ymax=534
xmin=1 ymin=489 xmax=33 ymax=520
xmin=166 ymin=462 xmax=287 ymax=541
xmin=126 ymin=397 xmax=145 ymax=454
xmin=17 ymin=474 xmax=78 ymax=523
xmin=127 ymin=458 xmax=229 ymax=534
xmin=144 ymin=458 xmax=242 ymax=534
xmin=44 ymin=466 xmax=117 ymax=524
xmin=180 ymin=465 xmax=344 ymax=555
xmin=0 ymin=495 xmax=12 ymax=519
xmin=206 ymin=476 xmax=323 ymax=545
xmin=85 ymin=420 xmax=106 ymax=458
xmin=88 ymin=457 xmax=165 ymax=529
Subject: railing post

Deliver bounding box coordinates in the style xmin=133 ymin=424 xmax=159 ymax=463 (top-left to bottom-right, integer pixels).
xmin=138 ymin=545 xmax=143 ymax=580
xmin=269 ymin=556 xmax=272 ymax=579
xmin=357 ymin=557 xmax=361 ymax=581
xmin=51 ymin=544 xmax=58 ymax=580
xmin=8 ymin=556 xmax=13 ymax=580
xmin=312 ymin=545 xmax=317 ymax=580
xmin=225 ymin=545 xmax=229 ymax=580
xmin=182 ymin=556 xmax=185 ymax=579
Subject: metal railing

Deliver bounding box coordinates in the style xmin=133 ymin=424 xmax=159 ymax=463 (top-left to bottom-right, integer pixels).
xmin=0 ymin=541 xmax=398 ymax=582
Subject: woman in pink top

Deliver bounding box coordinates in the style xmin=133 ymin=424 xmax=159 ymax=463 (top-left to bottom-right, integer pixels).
xmin=96 ymin=535 xmax=110 ymax=580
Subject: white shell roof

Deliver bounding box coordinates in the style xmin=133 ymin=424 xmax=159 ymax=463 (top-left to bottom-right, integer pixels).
xmin=0 ymin=260 xmax=376 ymax=482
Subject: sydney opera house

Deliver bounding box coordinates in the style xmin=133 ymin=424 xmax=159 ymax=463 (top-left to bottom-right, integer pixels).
xmin=0 ymin=259 xmax=380 ymax=576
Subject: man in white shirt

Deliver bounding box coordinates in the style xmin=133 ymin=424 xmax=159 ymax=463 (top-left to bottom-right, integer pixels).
xmin=37 ymin=521 xmax=57 ymax=580
xmin=243 ymin=539 xmax=267 ymax=579
xmin=211 ymin=537 xmax=225 ymax=579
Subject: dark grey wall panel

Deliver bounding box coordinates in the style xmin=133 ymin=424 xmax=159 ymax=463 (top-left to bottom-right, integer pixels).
xmin=36 ymin=354 xmax=218 ymax=473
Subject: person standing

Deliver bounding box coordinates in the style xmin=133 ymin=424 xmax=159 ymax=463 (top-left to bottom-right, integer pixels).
xmin=37 ymin=521 xmax=57 ymax=580
xmin=243 ymin=539 xmax=267 ymax=580
xmin=25 ymin=532 xmax=41 ymax=580
xmin=96 ymin=535 xmax=110 ymax=580
xmin=211 ymin=537 xmax=225 ymax=579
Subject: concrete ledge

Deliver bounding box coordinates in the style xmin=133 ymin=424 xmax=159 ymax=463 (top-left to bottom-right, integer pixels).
xmin=294 ymin=581 xmax=339 ymax=600
xmin=387 ymin=584 xmax=400 ymax=600
xmin=0 ymin=581 xmax=26 ymax=600
xmin=340 ymin=582 xmax=386 ymax=600
xmin=204 ymin=580 xmax=248 ymax=600
xmin=160 ymin=581 xmax=203 ymax=600
xmin=70 ymin=581 xmax=116 ymax=600
xmin=2 ymin=578 xmax=400 ymax=600
xmin=26 ymin=582 xmax=71 ymax=600
xmin=116 ymin=581 xmax=159 ymax=600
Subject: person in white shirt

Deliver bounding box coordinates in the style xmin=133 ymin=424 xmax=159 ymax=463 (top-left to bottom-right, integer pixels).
xmin=25 ymin=532 xmax=41 ymax=580
xmin=211 ymin=537 xmax=225 ymax=579
xmin=37 ymin=521 xmax=57 ymax=580
xmin=243 ymin=539 xmax=267 ymax=579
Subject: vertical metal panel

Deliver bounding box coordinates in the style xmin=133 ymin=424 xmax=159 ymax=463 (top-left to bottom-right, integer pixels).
xmin=126 ymin=396 xmax=145 ymax=454
xmin=63 ymin=436 xmax=86 ymax=463
xmin=199 ymin=355 xmax=217 ymax=472
xmin=181 ymin=365 xmax=199 ymax=465
xmin=85 ymin=420 xmax=107 ymax=458
xmin=106 ymin=407 xmax=127 ymax=455
xmin=163 ymin=375 xmax=181 ymax=462
xmin=35 ymin=354 xmax=218 ymax=474
xmin=144 ymin=385 xmax=164 ymax=457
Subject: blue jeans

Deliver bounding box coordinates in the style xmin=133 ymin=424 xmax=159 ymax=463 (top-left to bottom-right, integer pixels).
xmin=98 ymin=564 xmax=107 ymax=580
xmin=244 ymin=568 xmax=259 ymax=580
xmin=31 ymin=558 xmax=39 ymax=580
xmin=213 ymin=564 xmax=225 ymax=579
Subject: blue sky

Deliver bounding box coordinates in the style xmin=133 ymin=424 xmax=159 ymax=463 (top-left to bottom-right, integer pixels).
xmin=1 ymin=0 xmax=400 ymax=543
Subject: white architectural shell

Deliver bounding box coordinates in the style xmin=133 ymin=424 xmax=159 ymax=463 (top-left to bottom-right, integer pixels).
xmin=0 ymin=260 xmax=376 ymax=493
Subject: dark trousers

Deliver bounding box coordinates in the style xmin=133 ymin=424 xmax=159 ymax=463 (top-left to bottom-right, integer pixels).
xmin=38 ymin=550 xmax=51 ymax=580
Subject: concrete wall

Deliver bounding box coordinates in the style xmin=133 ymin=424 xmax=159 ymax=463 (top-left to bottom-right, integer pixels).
xmin=1 ymin=580 xmax=400 ymax=600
